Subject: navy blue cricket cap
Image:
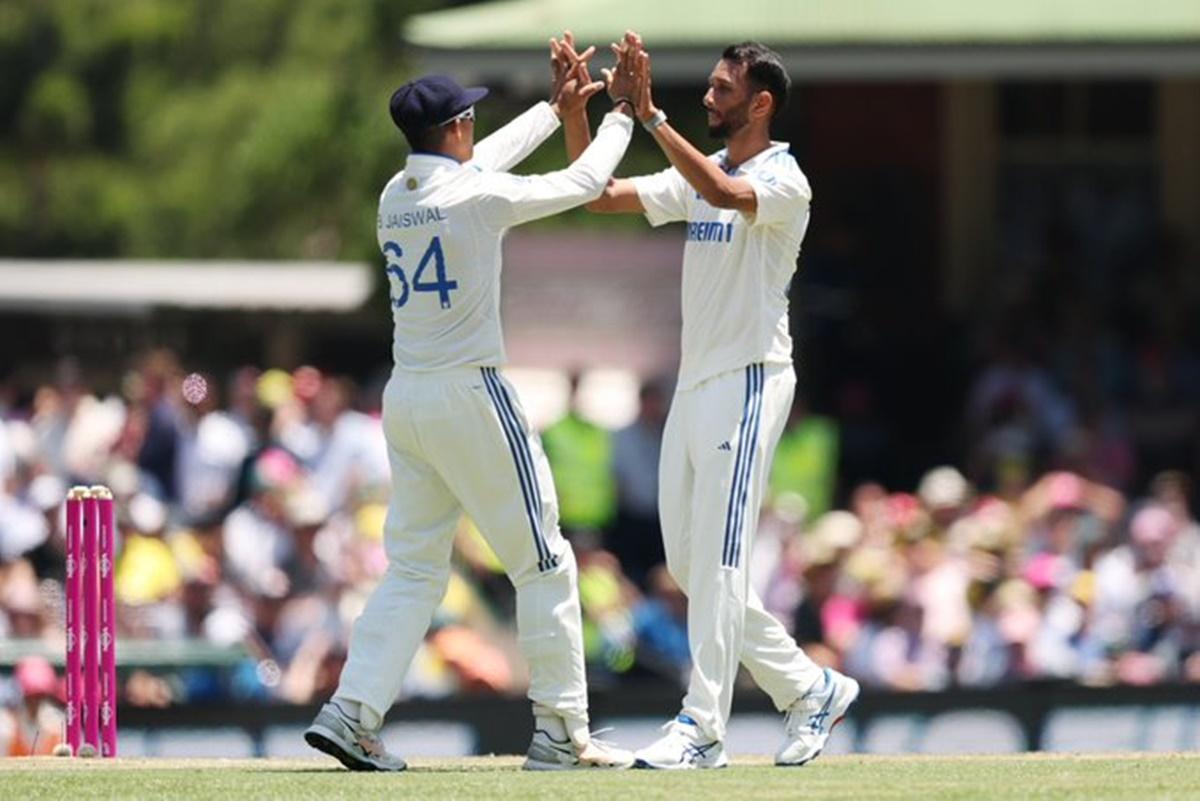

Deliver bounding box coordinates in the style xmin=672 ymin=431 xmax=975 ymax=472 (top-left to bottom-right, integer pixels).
xmin=389 ymin=75 xmax=489 ymax=137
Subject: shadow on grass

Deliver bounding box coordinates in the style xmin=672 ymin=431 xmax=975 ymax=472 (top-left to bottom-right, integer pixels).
xmin=251 ymin=765 xmax=524 ymax=775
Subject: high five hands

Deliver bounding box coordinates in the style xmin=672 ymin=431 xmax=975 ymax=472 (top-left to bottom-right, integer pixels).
xmin=549 ymin=30 xmax=657 ymax=121
xmin=549 ymin=31 xmax=604 ymax=118
xmin=606 ymin=31 xmax=659 ymax=123
xmin=601 ymin=31 xmax=648 ymax=117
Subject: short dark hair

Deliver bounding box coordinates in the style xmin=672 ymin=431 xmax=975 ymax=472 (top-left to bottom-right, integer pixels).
xmin=405 ymin=125 xmax=444 ymax=153
xmin=721 ymin=41 xmax=790 ymax=119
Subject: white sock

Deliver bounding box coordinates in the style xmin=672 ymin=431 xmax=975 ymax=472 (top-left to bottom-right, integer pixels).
xmin=534 ymin=713 xmax=569 ymax=742
xmin=533 ymin=703 xmax=590 ymax=747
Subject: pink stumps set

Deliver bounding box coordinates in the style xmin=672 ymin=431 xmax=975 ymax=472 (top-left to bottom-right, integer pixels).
xmin=62 ymin=485 xmax=118 ymax=759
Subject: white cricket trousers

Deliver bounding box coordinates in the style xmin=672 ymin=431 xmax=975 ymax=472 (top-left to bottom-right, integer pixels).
xmin=335 ymin=366 xmax=588 ymax=727
xmin=660 ymin=362 xmax=824 ymax=740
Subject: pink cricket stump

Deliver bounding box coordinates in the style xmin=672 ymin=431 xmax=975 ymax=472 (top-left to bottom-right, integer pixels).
xmin=82 ymin=491 xmax=101 ymax=753
xmin=64 ymin=487 xmax=87 ymax=756
xmin=94 ymin=486 xmax=118 ymax=757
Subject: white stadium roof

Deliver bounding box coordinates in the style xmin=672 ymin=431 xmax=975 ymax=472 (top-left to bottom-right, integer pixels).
xmin=0 ymin=260 xmax=373 ymax=313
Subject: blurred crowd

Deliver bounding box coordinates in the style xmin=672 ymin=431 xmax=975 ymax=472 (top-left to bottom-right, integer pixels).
xmin=2 ymin=348 xmax=1199 ymax=754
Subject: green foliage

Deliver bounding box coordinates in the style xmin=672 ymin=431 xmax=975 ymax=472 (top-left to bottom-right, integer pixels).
xmin=0 ymin=0 xmax=685 ymax=259
xmin=19 ymin=70 xmax=92 ymax=146
xmin=0 ymin=0 xmax=429 ymax=259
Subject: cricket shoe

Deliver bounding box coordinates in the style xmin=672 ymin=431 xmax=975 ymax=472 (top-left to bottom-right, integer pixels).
xmin=523 ymin=727 xmax=635 ymax=770
xmin=304 ymin=702 xmax=407 ymax=772
xmin=633 ymin=715 xmax=728 ymax=770
xmin=775 ymin=667 xmax=859 ymax=766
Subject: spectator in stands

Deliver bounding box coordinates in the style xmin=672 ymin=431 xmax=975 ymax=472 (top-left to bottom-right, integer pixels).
xmin=1020 ymin=471 xmax=1123 ymax=573
xmin=917 ymin=466 xmax=972 ymax=536
xmin=609 ymin=376 xmax=669 ymax=589
xmin=0 ymin=471 xmax=49 ymax=567
xmin=176 ymin=371 xmax=252 ymax=523
xmin=631 ymin=565 xmax=690 ymax=684
xmin=19 ymin=474 xmax=67 ymax=584
xmin=574 ymin=542 xmax=638 ymax=683
xmin=1093 ymin=504 xmax=1190 ymax=684
xmin=0 ymin=559 xmax=44 ymax=642
xmin=0 ymin=657 xmax=64 ymax=756
xmin=30 ymin=357 xmax=86 ymax=480
xmin=115 ymin=493 xmax=179 ymax=606
xmin=953 ymin=497 xmax=1022 ymax=685
xmin=5 ymin=343 xmax=1200 ymax=719
xmin=129 ymin=349 xmax=185 ymax=501
xmin=114 ymin=492 xmax=186 ymax=641
xmin=1151 ymin=471 xmax=1200 ymax=623
xmin=843 ymin=551 xmax=948 ymax=691
xmin=905 ymin=524 xmax=971 ymax=674
xmin=541 ymin=371 xmax=615 ymax=538
xmin=790 ymin=511 xmax=862 ymax=668
xmin=750 ymin=494 xmax=808 ymax=630
xmin=770 ymin=396 xmax=839 ymax=519
xmin=306 ymin=375 xmax=390 ymax=514
xmin=222 ymin=448 xmax=299 ymax=599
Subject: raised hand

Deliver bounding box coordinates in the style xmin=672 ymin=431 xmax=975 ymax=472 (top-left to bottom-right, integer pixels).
xmin=550 ymin=30 xmax=590 ymax=91
xmin=625 ymin=33 xmax=659 ymax=123
xmin=549 ymin=30 xmax=604 ymax=117
xmin=602 ymin=30 xmax=644 ymax=107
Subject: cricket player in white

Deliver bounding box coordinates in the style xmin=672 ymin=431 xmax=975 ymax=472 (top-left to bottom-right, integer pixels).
xmin=572 ymin=35 xmax=860 ymax=768
xmin=304 ymin=41 xmax=645 ymax=772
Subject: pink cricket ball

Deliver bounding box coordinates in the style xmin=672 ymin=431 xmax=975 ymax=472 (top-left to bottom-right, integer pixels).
xmin=182 ymin=372 xmax=208 ymax=405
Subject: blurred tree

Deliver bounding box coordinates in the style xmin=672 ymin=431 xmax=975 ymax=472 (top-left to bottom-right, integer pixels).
xmin=0 ymin=0 xmax=688 ymax=262
xmin=0 ymin=0 xmax=435 ymax=260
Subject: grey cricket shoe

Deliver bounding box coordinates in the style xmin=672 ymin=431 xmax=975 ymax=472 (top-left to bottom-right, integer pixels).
xmin=523 ymin=728 xmax=635 ymax=770
xmin=304 ymin=702 xmax=407 ymax=772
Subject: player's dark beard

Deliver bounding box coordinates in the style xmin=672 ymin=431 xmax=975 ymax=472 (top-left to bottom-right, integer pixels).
xmin=707 ymin=99 xmax=752 ymax=140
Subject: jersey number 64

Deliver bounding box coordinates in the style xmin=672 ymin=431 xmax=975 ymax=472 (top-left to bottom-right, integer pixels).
xmin=383 ymin=237 xmax=458 ymax=309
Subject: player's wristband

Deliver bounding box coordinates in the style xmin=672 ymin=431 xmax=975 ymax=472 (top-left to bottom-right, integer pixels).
xmin=611 ymin=97 xmax=634 ymax=114
xmin=641 ymin=109 xmax=668 ymax=132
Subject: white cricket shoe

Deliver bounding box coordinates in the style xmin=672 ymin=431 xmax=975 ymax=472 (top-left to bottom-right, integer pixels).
xmin=775 ymin=667 xmax=859 ymax=766
xmin=304 ymin=702 xmax=407 ymax=772
xmin=633 ymin=715 xmax=728 ymax=770
xmin=523 ymin=728 xmax=635 ymax=770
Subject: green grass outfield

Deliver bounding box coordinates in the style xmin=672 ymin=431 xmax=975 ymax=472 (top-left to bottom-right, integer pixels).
xmin=4 ymin=753 xmax=1198 ymax=801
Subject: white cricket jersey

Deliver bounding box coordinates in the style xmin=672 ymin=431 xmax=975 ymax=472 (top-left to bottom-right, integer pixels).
xmin=631 ymin=142 xmax=811 ymax=390
xmin=377 ymin=102 xmax=634 ymax=371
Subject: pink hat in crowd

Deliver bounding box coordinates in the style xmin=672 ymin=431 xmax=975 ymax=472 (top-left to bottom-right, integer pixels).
xmin=1046 ymin=471 xmax=1087 ymax=512
xmin=1023 ymin=552 xmax=1065 ymax=591
xmin=252 ymin=447 xmax=300 ymax=492
xmin=15 ymin=656 xmax=62 ymax=701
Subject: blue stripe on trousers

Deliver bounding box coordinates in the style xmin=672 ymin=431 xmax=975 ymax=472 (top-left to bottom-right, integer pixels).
xmin=722 ymin=364 xmax=764 ymax=568
xmin=728 ymin=364 xmax=764 ymax=568
xmin=480 ymin=368 xmax=555 ymax=572
xmin=488 ymin=368 xmax=558 ymax=572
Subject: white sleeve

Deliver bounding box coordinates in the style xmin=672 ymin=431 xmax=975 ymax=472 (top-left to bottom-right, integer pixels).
xmin=631 ymin=167 xmax=689 ymax=227
xmin=474 ymin=111 xmax=634 ymax=230
xmin=742 ymin=162 xmax=811 ymax=228
xmin=470 ymin=101 xmax=561 ymax=173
